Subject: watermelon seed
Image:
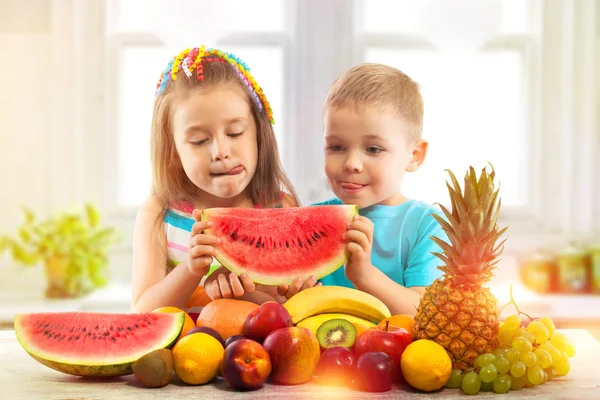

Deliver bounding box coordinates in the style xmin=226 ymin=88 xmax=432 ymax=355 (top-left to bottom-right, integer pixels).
xmin=320 ymin=231 xmax=327 ymax=237
xmin=241 ymin=236 xmax=246 ymax=243
xmin=69 ymin=328 xmax=73 ymax=333
xmin=68 ymin=337 xmax=72 ymax=341
xmin=104 ymin=332 xmax=110 ymax=336
xmin=286 ymin=241 xmax=289 ymax=248
xmin=256 ymin=240 xmax=261 ymax=248
xmin=82 ymin=328 xmax=87 ymax=332
xmin=111 ymin=337 xmax=116 ymax=342
xmin=298 ymin=238 xmax=303 ymax=248
xmin=261 ymin=242 xmax=265 ymax=248
xmin=87 ymin=332 xmax=92 ymax=337
xmin=127 ymin=327 xmax=132 ymax=331
xmin=307 ymin=238 xmax=312 ymax=246
xmin=75 ymin=336 xmax=80 ymax=340
xmin=230 ymin=231 xmax=238 ymax=240
xmin=44 ymin=330 xmax=49 ymax=335
xmin=147 ymin=321 xmax=152 ymax=325
xmin=249 ymin=238 xmax=255 ymax=246
xmin=313 ymin=232 xmax=320 ymax=239
xmin=58 ymin=336 xmax=64 ymax=341
xmin=135 ymin=324 xmax=139 ymax=329
xmin=110 ymin=327 xmax=114 ymax=331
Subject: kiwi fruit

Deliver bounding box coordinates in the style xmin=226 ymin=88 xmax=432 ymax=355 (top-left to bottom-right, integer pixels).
xmin=316 ymin=319 xmax=357 ymax=349
xmin=132 ymin=349 xmax=173 ymax=388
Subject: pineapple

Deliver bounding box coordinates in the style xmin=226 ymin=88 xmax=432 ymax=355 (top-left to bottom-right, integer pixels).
xmin=414 ymin=165 xmax=508 ymax=370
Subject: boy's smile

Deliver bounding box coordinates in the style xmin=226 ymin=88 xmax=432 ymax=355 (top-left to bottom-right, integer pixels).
xmin=324 ymin=105 xmax=426 ymax=208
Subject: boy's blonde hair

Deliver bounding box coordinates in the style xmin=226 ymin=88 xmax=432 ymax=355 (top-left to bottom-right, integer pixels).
xmin=151 ymin=54 xmax=298 ymax=213
xmin=324 ymin=63 xmax=424 ymax=142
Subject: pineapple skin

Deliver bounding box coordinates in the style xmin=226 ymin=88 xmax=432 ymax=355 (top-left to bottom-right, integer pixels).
xmin=413 ymin=277 xmax=499 ymax=370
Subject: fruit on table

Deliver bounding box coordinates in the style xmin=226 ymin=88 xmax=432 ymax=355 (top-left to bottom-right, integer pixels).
xmin=172 ymin=332 xmax=224 ymax=385
xmin=224 ymin=335 xmax=246 ymax=348
xmin=221 ymin=338 xmax=272 ymax=390
xmin=152 ymin=306 xmax=195 ymax=340
xmin=296 ymin=313 xmax=375 ymax=336
xmin=245 ymin=301 xmax=292 ymax=343
xmin=262 ymin=327 xmax=320 ymax=385
xmin=454 ymin=314 xmax=576 ymax=394
xmin=354 ymin=322 xmax=411 ymax=371
xmin=400 ymin=339 xmax=452 ymax=392
xmin=377 ymin=314 xmax=415 ymax=336
xmin=202 ymin=205 xmax=357 ymax=285
xmin=283 ymin=285 xmax=391 ymax=324
xmin=414 ymin=166 xmax=506 ymax=370
xmin=132 ymin=349 xmax=173 ymax=388
xmin=313 ymin=346 xmax=356 ymax=387
xmin=13 ymin=312 xmax=183 ymax=376
xmin=353 ymin=352 xmax=395 ymax=392
xmin=195 ymin=299 xmax=258 ymax=341
xmin=185 ymin=326 xmax=224 ymax=345
xmin=316 ymin=318 xmax=357 ymax=350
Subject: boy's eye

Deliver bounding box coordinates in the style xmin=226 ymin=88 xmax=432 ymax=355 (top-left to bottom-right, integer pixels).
xmin=326 ymin=145 xmax=344 ymax=152
xmin=228 ymin=132 xmax=243 ymax=138
xmin=190 ymin=138 xmax=208 ymax=146
xmin=366 ymin=146 xmax=382 ymax=154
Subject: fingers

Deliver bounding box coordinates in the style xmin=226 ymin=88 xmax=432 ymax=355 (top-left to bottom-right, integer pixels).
xmin=284 ymin=277 xmax=303 ymax=299
xmin=189 ymin=244 xmax=215 ymax=258
xmin=192 ymin=208 xmax=202 ymax=222
xmin=240 ymin=273 xmax=256 ymax=293
xmin=217 ymin=273 xmax=232 ymax=298
xmin=349 ymin=216 xmax=374 ymax=241
xmin=300 ymin=276 xmax=317 ymax=291
xmin=347 ymin=241 xmax=364 ymax=256
xmin=189 ymin=233 xmax=219 ymax=247
xmin=344 ymin=229 xmax=370 ymax=252
xmin=228 ymin=273 xmax=245 ymax=297
xmin=188 ymin=256 xmax=212 ymax=277
xmin=277 ymin=284 xmax=289 ymax=296
xmin=191 ymin=220 xmax=212 ymax=236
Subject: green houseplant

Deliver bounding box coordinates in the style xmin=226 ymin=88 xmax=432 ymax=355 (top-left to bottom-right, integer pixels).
xmin=0 ymin=204 xmax=119 ymax=298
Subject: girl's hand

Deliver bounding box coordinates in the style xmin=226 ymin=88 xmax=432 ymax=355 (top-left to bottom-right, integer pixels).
xmin=277 ymin=276 xmax=322 ymax=300
xmin=343 ymin=215 xmax=376 ymax=285
xmin=205 ymin=267 xmax=256 ymax=300
xmin=187 ymin=209 xmax=218 ymax=277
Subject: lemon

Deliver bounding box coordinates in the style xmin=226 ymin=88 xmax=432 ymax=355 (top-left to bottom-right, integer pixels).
xmin=401 ymin=339 xmax=452 ymax=392
xmin=172 ymin=332 xmax=224 ymax=385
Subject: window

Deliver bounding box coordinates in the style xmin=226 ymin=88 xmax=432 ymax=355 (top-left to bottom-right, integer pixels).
xmin=106 ymin=0 xmax=288 ymax=208
xmin=362 ymin=0 xmax=534 ymax=208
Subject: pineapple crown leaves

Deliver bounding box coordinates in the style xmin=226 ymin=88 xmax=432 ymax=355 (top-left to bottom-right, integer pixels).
xmin=429 ymin=164 xmax=509 ymax=286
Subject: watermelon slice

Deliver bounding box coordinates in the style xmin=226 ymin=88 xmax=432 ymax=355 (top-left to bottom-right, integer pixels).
xmin=14 ymin=312 xmax=184 ymax=377
xmin=202 ymin=205 xmax=358 ymax=285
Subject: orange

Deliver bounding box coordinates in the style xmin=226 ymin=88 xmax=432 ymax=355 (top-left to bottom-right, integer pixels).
xmin=153 ymin=306 xmax=195 ymax=340
xmin=352 ymin=322 xmax=369 ymax=338
xmin=195 ymin=299 xmax=258 ymax=340
xmin=172 ymin=332 xmax=224 ymax=385
xmin=378 ymin=314 xmax=415 ymax=336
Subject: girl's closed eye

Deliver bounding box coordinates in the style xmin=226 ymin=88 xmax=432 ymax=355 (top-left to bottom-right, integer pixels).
xmin=366 ymin=146 xmax=383 ymax=154
xmin=190 ymin=138 xmax=209 ymax=146
xmin=326 ymin=144 xmax=344 ymax=152
xmin=227 ymin=132 xmax=244 ymax=138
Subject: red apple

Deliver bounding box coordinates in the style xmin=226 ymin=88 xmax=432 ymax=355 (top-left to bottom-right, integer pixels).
xmin=354 ymin=352 xmax=395 ymax=392
xmin=354 ymin=323 xmax=411 ymax=371
xmin=313 ymin=346 xmax=356 ymax=387
xmin=245 ymin=301 xmax=292 ymax=342
xmin=262 ymin=327 xmax=320 ymax=385
xmin=221 ymin=338 xmax=272 ymax=390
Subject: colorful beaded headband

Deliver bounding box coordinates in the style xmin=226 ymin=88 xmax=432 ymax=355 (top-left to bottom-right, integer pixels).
xmin=155 ymin=45 xmax=274 ymax=124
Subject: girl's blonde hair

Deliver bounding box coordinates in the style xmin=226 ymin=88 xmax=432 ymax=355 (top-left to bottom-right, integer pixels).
xmin=150 ymin=49 xmax=298 ymax=214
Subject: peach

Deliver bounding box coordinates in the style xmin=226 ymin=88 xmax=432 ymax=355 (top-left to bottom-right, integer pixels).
xmin=244 ymin=301 xmax=292 ymax=343
xmin=221 ymin=338 xmax=271 ymax=390
xmin=262 ymin=327 xmax=320 ymax=385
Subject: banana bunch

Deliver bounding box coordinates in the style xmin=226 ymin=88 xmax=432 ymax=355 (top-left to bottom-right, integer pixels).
xmin=283 ymin=286 xmax=391 ymax=324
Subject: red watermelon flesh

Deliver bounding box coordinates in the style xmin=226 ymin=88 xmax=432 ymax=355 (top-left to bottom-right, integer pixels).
xmin=14 ymin=312 xmax=184 ymax=376
xmin=202 ymin=205 xmax=358 ymax=285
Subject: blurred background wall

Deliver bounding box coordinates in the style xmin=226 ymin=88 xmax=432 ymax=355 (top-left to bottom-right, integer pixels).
xmin=0 ymin=0 xmax=599 ymax=335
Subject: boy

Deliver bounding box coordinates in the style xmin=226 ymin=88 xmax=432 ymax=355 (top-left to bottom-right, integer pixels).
xmin=311 ymin=63 xmax=447 ymax=315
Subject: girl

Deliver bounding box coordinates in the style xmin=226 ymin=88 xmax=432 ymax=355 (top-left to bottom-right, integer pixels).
xmin=131 ymin=46 xmax=319 ymax=314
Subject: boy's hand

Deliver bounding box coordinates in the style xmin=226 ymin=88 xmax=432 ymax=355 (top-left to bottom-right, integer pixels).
xmin=206 ymin=267 xmax=256 ymax=300
xmin=343 ymin=215 xmax=375 ymax=285
xmin=187 ymin=209 xmax=218 ymax=277
xmin=277 ymin=276 xmax=322 ymax=300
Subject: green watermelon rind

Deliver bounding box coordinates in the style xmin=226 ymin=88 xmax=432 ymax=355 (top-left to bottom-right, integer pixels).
xmin=203 ymin=205 xmax=359 ymax=286
xmin=14 ymin=312 xmax=184 ymax=377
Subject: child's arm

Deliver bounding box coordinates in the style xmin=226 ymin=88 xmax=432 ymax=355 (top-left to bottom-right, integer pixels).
xmin=131 ymin=197 xmax=211 ymax=312
xmin=343 ymin=215 xmax=429 ymax=316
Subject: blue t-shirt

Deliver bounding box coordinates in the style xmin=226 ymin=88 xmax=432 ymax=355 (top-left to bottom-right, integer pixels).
xmin=313 ymin=198 xmax=447 ymax=288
